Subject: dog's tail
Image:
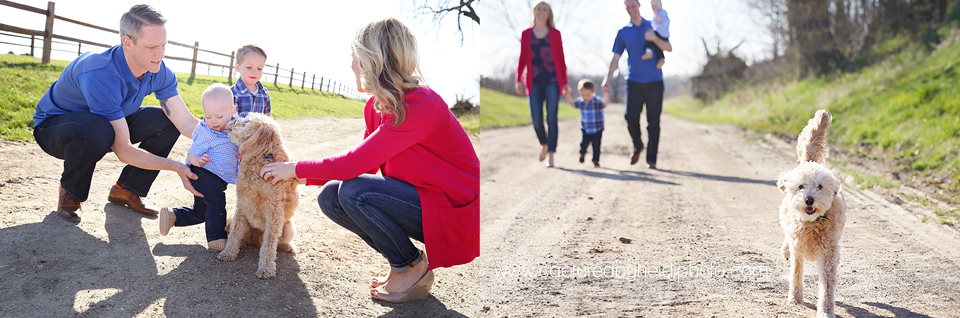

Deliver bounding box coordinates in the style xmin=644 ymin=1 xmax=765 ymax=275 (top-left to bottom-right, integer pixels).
xmin=797 ymin=109 xmax=832 ymax=164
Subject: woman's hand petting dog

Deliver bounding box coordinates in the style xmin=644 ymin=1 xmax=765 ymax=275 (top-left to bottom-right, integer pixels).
xmin=260 ymin=161 xmax=299 ymax=184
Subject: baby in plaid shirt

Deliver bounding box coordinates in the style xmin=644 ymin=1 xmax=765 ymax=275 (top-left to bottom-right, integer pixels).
xmin=566 ymin=79 xmax=609 ymax=167
xmin=159 ymin=83 xmax=239 ymax=251
xmin=232 ymin=44 xmax=271 ymax=117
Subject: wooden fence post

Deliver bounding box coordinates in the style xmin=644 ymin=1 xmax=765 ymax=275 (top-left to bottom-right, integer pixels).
xmin=190 ymin=41 xmax=198 ymax=77
xmin=319 ymin=77 xmax=324 ymax=92
xmin=311 ymin=74 xmax=315 ymax=90
xmin=289 ymin=68 xmax=294 ymax=87
xmin=274 ymin=63 xmax=279 ymax=85
xmin=301 ymin=72 xmax=306 ymax=89
xmin=30 ymin=35 xmax=35 ymax=57
xmin=228 ymin=51 xmax=234 ymax=83
xmin=41 ymin=1 xmax=55 ymax=64
xmin=77 ymin=42 xmax=81 ymax=56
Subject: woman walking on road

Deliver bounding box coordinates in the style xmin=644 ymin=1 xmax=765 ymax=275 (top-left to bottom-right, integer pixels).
xmin=515 ymin=1 xmax=570 ymax=167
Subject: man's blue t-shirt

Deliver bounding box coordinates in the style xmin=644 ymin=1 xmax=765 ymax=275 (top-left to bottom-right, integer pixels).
xmin=612 ymin=19 xmax=664 ymax=84
xmin=33 ymin=45 xmax=179 ymax=126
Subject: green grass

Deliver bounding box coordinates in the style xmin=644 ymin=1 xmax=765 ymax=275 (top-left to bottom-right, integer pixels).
xmin=458 ymin=111 xmax=479 ymax=136
xmin=665 ymin=30 xmax=960 ymax=200
xmin=140 ymin=76 xmax=365 ymax=120
xmin=836 ymin=167 xmax=902 ymax=190
xmin=479 ymin=87 xmax=580 ymax=130
xmin=0 ymin=53 xmax=366 ymax=140
xmin=0 ymin=54 xmax=71 ymax=140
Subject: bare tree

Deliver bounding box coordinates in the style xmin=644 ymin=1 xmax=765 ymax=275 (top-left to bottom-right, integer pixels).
xmin=410 ymin=0 xmax=480 ymax=42
xmin=748 ymin=0 xmax=952 ymax=77
xmin=746 ymin=0 xmax=789 ymax=58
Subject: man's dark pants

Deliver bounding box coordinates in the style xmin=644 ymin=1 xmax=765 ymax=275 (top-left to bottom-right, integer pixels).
xmin=625 ymin=80 xmax=664 ymax=165
xmin=33 ymin=106 xmax=179 ymax=202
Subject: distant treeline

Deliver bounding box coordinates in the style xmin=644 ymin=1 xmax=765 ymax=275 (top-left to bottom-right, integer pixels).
xmin=752 ymin=0 xmax=959 ymax=76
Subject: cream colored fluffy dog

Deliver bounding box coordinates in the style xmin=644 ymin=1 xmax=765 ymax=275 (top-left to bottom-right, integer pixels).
xmin=217 ymin=114 xmax=299 ymax=279
xmin=777 ymin=109 xmax=847 ymax=318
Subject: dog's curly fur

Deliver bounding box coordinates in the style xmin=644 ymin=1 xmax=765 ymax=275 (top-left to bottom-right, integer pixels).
xmin=777 ymin=109 xmax=847 ymax=318
xmin=217 ymin=114 xmax=299 ymax=279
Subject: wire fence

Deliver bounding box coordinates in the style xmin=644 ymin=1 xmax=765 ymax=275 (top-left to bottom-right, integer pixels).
xmin=0 ymin=0 xmax=368 ymax=101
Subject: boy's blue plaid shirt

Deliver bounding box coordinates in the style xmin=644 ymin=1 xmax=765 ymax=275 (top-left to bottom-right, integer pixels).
xmin=232 ymin=80 xmax=271 ymax=117
xmin=574 ymin=96 xmax=605 ymax=134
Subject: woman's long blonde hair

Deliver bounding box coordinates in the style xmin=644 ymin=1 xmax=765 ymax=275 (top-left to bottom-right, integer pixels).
xmin=530 ymin=1 xmax=555 ymax=29
xmin=352 ymin=17 xmax=424 ymax=126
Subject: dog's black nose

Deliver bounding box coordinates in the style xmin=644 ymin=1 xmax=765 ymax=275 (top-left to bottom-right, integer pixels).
xmin=805 ymin=196 xmax=814 ymax=206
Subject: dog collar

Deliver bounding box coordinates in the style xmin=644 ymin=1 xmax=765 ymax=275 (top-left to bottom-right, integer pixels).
xmin=816 ymin=215 xmax=829 ymax=221
xmin=263 ymin=153 xmax=274 ymax=161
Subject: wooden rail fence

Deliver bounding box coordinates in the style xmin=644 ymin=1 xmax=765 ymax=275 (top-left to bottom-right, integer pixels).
xmin=0 ymin=0 xmax=366 ymax=101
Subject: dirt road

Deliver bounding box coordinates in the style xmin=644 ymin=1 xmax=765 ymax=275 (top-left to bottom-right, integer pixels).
xmin=2 ymin=106 xmax=958 ymax=317
xmin=476 ymin=104 xmax=960 ymax=317
xmin=0 ymin=117 xmax=481 ymax=317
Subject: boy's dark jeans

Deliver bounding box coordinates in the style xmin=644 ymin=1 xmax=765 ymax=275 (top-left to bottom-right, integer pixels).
xmin=579 ymin=129 xmax=603 ymax=163
xmin=33 ymin=106 xmax=179 ymax=202
xmin=625 ymin=80 xmax=664 ymax=165
xmin=173 ymin=165 xmax=229 ymax=242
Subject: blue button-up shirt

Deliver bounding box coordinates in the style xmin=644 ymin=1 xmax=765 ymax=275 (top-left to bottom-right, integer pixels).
xmin=186 ymin=121 xmax=239 ymax=184
xmin=574 ymin=95 xmax=605 ymax=134
xmin=34 ymin=45 xmax=180 ymax=126
xmin=232 ymin=79 xmax=271 ymax=117
xmin=613 ymin=19 xmax=664 ymax=84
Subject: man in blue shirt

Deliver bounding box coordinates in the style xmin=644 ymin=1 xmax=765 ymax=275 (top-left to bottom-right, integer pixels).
xmin=33 ymin=5 xmax=203 ymax=222
xmin=601 ymin=0 xmax=673 ymax=169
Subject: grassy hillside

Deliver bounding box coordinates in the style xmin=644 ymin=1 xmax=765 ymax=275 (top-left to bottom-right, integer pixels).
xmin=666 ymin=30 xmax=960 ymax=209
xmin=479 ymin=87 xmax=580 ymax=130
xmin=0 ymin=54 xmax=71 ymax=140
xmin=0 ymin=53 xmax=365 ymax=140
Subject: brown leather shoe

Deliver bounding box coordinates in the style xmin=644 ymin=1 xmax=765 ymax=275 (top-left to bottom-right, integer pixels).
xmin=58 ymin=186 xmax=82 ymax=222
xmin=630 ymin=145 xmax=645 ymax=165
xmin=108 ymin=185 xmax=159 ymax=215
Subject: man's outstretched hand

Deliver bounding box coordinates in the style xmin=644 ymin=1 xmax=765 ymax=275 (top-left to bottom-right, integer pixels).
xmin=177 ymin=164 xmax=203 ymax=197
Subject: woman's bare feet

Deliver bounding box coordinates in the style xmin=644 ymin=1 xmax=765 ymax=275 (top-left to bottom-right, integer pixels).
xmin=539 ymin=145 xmax=548 ymax=162
xmin=371 ymin=259 xmax=429 ymax=296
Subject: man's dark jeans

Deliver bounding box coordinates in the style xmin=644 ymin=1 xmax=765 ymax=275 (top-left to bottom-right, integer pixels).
xmin=625 ymin=80 xmax=664 ymax=165
xmin=33 ymin=106 xmax=179 ymax=201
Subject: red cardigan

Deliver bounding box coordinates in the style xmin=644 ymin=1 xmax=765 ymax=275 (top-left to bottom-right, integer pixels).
xmin=295 ymin=87 xmax=480 ymax=270
xmin=516 ymin=27 xmax=568 ymax=95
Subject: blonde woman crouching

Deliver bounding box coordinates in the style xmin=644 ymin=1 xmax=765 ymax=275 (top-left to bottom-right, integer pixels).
xmin=259 ymin=17 xmax=479 ymax=303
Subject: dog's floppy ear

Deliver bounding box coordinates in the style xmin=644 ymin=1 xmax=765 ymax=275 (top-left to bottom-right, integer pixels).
xmin=239 ymin=125 xmax=266 ymax=155
xmin=239 ymin=125 xmax=278 ymax=156
xmin=777 ymin=171 xmax=789 ymax=193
